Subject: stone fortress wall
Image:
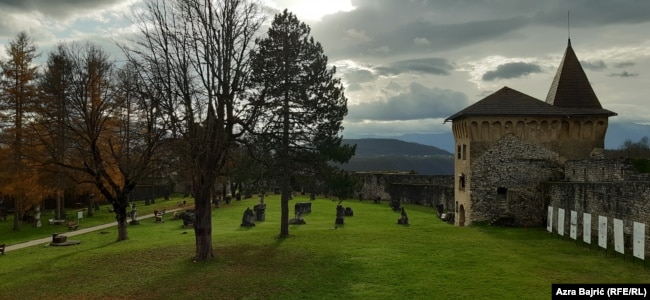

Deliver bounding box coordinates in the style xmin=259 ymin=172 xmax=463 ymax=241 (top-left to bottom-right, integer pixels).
xmin=356 ymin=172 xmax=455 ymax=213
xmin=546 ymin=158 xmax=650 ymax=257
xmin=355 ymin=157 xmax=650 ymax=256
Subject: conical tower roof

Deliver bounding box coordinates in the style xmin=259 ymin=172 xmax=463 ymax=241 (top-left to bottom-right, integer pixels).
xmin=545 ymin=39 xmax=603 ymax=110
xmin=445 ymin=39 xmax=616 ymax=123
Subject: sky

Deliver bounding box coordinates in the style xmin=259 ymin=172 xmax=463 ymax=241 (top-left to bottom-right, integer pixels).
xmin=0 ymin=0 xmax=648 ymax=150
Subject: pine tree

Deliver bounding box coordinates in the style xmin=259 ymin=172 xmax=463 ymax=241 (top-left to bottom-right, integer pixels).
xmin=250 ymin=10 xmax=355 ymax=237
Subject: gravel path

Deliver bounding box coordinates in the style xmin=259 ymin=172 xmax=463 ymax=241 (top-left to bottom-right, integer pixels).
xmin=3 ymin=208 xmax=186 ymax=253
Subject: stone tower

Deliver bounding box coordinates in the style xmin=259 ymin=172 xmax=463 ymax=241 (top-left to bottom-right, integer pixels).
xmin=445 ymin=40 xmax=616 ymax=226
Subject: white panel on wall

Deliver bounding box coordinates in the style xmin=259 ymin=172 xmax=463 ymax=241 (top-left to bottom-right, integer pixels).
xmin=558 ymin=208 xmax=565 ymax=236
xmin=570 ymin=210 xmax=577 ymax=240
xmin=614 ymin=218 xmax=624 ymax=255
xmin=598 ymin=216 xmax=607 ymax=249
xmin=547 ymin=206 xmax=553 ymax=233
xmin=633 ymin=222 xmax=645 ymax=260
xmin=583 ymin=213 xmax=591 ymax=244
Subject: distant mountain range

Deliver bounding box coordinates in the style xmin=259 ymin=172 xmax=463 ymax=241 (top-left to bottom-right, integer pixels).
xmin=344 ymin=122 xmax=650 ymax=153
xmin=339 ymin=122 xmax=649 ymax=175
xmin=343 ymin=138 xmax=451 ymax=157
xmin=341 ymin=138 xmax=453 ymax=175
xmin=344 ymin=133 xmax=454 ymax=153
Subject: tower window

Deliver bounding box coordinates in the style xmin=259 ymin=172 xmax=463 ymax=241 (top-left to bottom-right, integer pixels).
xmin=462 ymin=144 xmax=467 ymax=160
xmin=457 ymin=145 xmax=461 ymax=160
xmin=459 ymin=173 xmax=466 ymax=190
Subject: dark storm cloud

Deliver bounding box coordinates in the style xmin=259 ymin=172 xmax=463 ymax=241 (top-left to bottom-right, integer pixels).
xmin=314 ymin=16 xmax=527 ymax=59
xmin=581 ymin=60 xmax=607 ymax=71
xmin=311 ymin=0 xmax=650 ymax=60
xmin=482 ymin=62 xmax=542 ymax=81
xmin=608 ymin=71 xmax=639 ymax=78
xmin=311 ymin=0 xmax=531 ymax=60
xmin=385 ymin=18 xmax=527 ymax=53
xmin=0 ymin=0 xmax=124 ymax=18
xmin=531 ymin=0 xmax=650 ymax=27
xmin=376 ymin=58 xmax=453 ymax=76
xmin=347 ymin=82 xmax=469 ymax=121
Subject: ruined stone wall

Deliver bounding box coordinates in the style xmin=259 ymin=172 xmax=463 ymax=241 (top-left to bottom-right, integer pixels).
xmin=547 ymin=158 xmax=650 ymax=257
xmin=390 ymin=183 xmax=455 ymax=209
xmin=564 ymin=158 xmax=650 ymax=182
xmin=547 ymin=181 xmax=650 ymax=257
xmin=356 ymin=172 xmax=455 ymax=212
xmin=470 ymin=134 xmax=563 ymax=226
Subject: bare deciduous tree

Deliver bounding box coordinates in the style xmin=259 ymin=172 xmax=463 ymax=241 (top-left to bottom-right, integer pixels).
xmin=125 ymin=0 xmax=263 ymax=260
xmin=36 ymin=44 xmax=73 ymax=221
xmin=35 ymin=43 xmax=164 ymax=241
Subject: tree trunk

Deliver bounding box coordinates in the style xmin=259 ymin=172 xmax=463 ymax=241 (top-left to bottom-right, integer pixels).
xmin=56 ymin=190 xmax=63 ymax=220
xmin=87 ymin=195 xmax=95 ymax=217
xmin=279 ymin=173 xmax=291 ymax=238
xmin=116 ymin=213 xmax=128 ymax=241
xmin=12 ymin=197 xmax=20 ymax=231
xmin=114 ymin=197 xmax=129 ymax=241
xmin=193 ymin=184 xmax=214 ymax=260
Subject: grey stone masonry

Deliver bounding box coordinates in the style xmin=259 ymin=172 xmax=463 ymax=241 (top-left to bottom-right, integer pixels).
xmin=470 ymin=134 xmax=563 ymax=225
xmin=564 ymin=158 xmax=641 ymax=182
xmin=547 ymin=158 xmax=650 ymax=257
xmin=356 ymin=172 xmax=455 ymax=212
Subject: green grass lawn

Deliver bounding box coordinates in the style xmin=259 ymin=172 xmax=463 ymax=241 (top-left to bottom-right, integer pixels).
xmin=0 ymin=195 xmax=647 ymax=299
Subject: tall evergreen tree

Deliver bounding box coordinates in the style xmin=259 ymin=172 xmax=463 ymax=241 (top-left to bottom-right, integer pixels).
xmin=250 ymin=10 xmax=355 ymax=237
